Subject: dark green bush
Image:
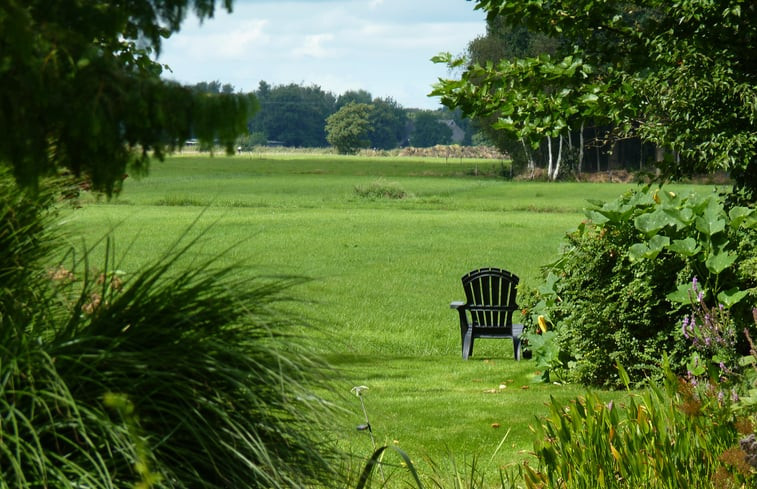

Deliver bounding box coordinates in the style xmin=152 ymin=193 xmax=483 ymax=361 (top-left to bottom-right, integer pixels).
xmin=528 ymin=186 xmax=757 ymax=387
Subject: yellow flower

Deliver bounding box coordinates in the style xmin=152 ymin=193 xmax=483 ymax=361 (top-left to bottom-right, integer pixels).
xmin=537 ymin=315 xmax=548 ymax=333
xmin=610 ymin=443 xmax=621 ymax=462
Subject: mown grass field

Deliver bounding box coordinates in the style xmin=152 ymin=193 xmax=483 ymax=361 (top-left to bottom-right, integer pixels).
xmin=58 ymin=153 xmax=708 ymax=483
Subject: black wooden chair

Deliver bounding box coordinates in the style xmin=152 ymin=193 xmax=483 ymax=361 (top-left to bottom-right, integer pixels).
xmin=450 ymin=267 xmax=524 ymax=360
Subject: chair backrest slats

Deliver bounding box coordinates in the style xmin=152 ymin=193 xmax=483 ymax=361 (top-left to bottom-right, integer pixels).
xmin=461 ymin=267 xmax=519 ymax=328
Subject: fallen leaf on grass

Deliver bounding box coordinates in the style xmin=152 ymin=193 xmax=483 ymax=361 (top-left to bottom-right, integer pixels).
xmin=491 ymin=423 xmax=501 ymax=429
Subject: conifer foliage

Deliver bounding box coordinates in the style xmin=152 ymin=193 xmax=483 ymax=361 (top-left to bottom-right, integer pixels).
xmin=0 ymin=0 xmax=257 ymax=195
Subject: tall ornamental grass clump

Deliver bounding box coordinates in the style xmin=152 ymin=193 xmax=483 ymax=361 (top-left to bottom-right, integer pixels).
xmin=522 ymin=367 xmax=756 ymax=488
xmin=0 ymin=170 xmax=340 ymax=488
xmin=522 ymin=186 xmax=757 ymax=387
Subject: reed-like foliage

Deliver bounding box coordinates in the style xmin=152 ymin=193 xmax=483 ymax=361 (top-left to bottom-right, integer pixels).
xmin=1 ymin=171 xmax=341 ymax=488
xmin=522 ymin=364 xmax=756 ymax=489
xmin=1 ymin=170 xmax=121 ymax=488
xmin=0 ymin=168 xmax=59 ymax=332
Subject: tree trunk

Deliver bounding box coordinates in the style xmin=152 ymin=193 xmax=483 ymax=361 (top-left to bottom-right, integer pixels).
xmin=639 ymin=139 xmax=644 ymax=171
xmin=595 ymin=126 xmax=601 ymax=172
xmin=578 ymin=122 xmax=584 ymax=174
xmin=553 ymin=134 xmax=563 ymax=181
xmin=521 ymin=138 xmax=535 ymax=178
xmin=546 ymin=135 xmax=554 ymax=180
xmin=655 ymin=145 xmax=665 ymax=163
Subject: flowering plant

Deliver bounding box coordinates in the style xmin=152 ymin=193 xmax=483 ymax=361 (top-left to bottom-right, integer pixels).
xmin=680 ymin=277 xmax=757 ymax=478
xmin=682 ymin=277 xmax=740 ymax=383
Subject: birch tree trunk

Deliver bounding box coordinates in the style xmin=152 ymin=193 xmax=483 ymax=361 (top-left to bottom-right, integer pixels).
xmin=553 ymin=134 xmax=563 ymax=181
xmin=521 ymin=138 xmax=536 ymax=178
xmin=546 ymin=135 xmax=553 ymax=180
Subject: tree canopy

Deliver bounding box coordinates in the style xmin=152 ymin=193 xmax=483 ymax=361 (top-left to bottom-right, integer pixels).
xmin=325 ymin=103 xmax=374 ymax=154
xmin=433 ymin=0 xmax=757 ymax=197
xmin=251 ymin=85 xmax=411 ymax=151
xmin=336 ymin=89 xmax=373 ymax=109
xmin=0 ymin=0 xmax=257 ymax=195
xmin=410 ymin=111 xmax=453 ymax=147
xmin=250 ymin=83 xmax=336 ymax=147
xmin=367 ymin=97 xmax=409 ymax=150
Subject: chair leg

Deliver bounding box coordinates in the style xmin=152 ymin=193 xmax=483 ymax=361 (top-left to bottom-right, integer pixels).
xmin=512 ymin=324 xmax=525 ymax=361
xmin=461 ymin=328 xmax=474 ymax=359
xmin=513 ymin=335 xmax=521 ymax=361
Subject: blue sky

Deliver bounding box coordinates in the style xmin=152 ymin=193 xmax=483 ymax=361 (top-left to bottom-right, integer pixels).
xmin=157 ymin=0 xmax=487 ymax=109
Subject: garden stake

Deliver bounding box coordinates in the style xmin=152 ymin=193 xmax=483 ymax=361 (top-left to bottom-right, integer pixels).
xmin=351 ymin=385 xmax=385 ymax=482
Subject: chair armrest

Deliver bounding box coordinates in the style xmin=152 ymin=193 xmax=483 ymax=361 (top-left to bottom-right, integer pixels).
xmin=450 ymin=301 xmax=466 ymax=310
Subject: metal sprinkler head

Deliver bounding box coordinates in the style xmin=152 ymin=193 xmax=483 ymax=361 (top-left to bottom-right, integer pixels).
xmin=356 ymin=423 xmax=371 ymax=432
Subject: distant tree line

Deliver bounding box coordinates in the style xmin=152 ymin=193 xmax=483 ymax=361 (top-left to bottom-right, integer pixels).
xmin=189 ymin=75 xmax=666 ymax=170
xmin=192 ymin=81 xmax=475 ymax=152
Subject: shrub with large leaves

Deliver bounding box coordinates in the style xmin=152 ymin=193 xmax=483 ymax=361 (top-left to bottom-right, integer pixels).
xmin=532 ymin=186 xmax=757 ymax=387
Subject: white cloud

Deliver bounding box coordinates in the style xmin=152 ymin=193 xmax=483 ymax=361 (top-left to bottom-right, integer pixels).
xmin=216 ymin=20 xmax=271 ymax=58
xmin=293 ymin=33 xmax=336 ymax=58
xmin=157 ymin=0 xmax=486 ymax=108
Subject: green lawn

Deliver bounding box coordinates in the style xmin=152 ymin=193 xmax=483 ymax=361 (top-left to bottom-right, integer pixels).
xmin=59 ymin=153 xmax=709 ymax=483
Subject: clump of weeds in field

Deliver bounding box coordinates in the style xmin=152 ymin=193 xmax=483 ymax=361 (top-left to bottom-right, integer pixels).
xmin=354 ymin=179 xmax=412 ymax=199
